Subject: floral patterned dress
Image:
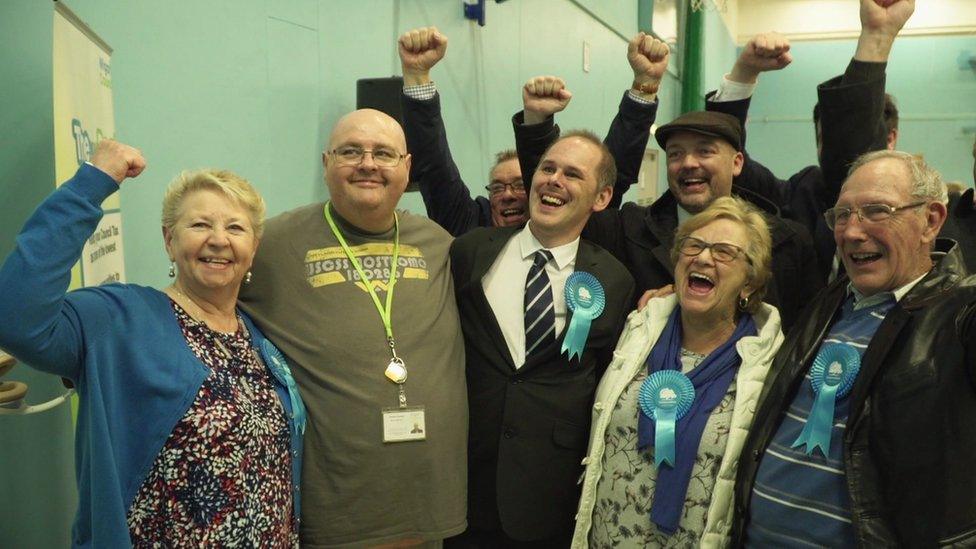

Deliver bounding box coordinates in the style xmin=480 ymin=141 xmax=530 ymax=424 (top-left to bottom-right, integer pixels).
xmin=588 ymin=350 xmax=736 ymax=548
xmin=126 ymin=301 xmax=297 ymax=548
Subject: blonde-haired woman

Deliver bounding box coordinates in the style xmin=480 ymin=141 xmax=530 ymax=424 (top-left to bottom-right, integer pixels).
xmin=0 ymin=140 xmax=304 ymax=547
xmin=573 ymin=196 xmax=782 ymax=547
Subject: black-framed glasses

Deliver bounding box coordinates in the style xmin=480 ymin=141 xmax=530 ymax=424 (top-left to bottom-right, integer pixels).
xmin=678 ymin=236 xmax=747 ymax=263
xmin=823 ymin=201 xmax=926 ymax=230
xmin=484 ymin=181 xmax=526 ymax=196
xmin=329 ymin=145 xmax=406 ymax=168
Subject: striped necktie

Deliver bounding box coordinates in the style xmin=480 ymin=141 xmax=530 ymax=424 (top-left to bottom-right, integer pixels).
xmin=524 ymin=249 xmax=556 ymax=358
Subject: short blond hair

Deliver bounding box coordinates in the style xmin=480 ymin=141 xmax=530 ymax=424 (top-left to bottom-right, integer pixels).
xmin=671 ymin=196 xmax=773 ymax=314
xmin=161 ymin=169 xmax=266 ymax=238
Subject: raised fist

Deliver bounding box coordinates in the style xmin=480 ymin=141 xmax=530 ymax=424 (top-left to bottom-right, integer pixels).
xmin=628 ymin=32 xmax=670 ymax=97
xmin=522 ymin=76 xmax=572 ymax=125
xmin=860 ymin=0 xmax=915 ymax=38
xmin=731 ymin=32 xmax=792 ymax=83
xmin=398 ymin=26 xmax=447 ymax=78
xmin=90 ymin=139 xmax=146 ymax=184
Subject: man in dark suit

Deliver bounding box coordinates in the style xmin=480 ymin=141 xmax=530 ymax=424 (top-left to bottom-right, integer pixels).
xmin=448 ymin=130 xmax=635 ymax=546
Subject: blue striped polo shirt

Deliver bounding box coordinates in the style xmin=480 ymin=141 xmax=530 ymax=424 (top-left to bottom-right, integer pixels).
xmin=744 ymin=278 xmax=921 ymax=547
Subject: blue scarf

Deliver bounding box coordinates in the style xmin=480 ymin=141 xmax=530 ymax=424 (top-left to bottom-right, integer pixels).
xmin=637 ymin=307 xmax=756 ymax=534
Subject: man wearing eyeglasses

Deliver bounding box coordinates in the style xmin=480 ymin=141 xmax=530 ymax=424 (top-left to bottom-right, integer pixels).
xmin=732 ymin=149 xmax=976 ymax=547
xmin=239 ymin=108 xmax=468 ymax=547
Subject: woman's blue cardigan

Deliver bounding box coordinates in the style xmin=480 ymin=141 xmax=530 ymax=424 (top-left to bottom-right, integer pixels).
xmin=0 ymin=164 xmax=305 ymax=547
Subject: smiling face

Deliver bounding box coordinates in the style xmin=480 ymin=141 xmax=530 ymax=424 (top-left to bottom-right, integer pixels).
xmin=488 ymin=158 xmax=527 ymax=227
xmin=529 ymin=136 xmax=612 ymax=247
xmin=323 ymin=109 xmax=411 ymax=229
xmin=835 ymin=157 xmax=943 ymax=297
xmin=665 ymin=131 xmax=743 ymax=214
xmin=164 ymin=188 xmax=259 ymax=301
xmin=674 ymin=218 xmax=753 ymax=323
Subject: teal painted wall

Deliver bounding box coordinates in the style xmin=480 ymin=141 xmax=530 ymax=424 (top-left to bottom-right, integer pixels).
xmin=0 ymin=1 xmax=77 ymax=546
xmin=745 ymin=34 xmax=976 ymax=187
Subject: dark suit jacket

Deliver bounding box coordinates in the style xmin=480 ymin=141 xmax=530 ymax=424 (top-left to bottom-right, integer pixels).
xmin=450 ymin=227 xmax=635 ymax=541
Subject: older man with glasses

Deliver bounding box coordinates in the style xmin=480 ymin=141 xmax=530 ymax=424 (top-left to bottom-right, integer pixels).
xmin=731 ymin=149 xmax=976 ymax=547
xmin=239 ymin=108 xmax=467 ymax=548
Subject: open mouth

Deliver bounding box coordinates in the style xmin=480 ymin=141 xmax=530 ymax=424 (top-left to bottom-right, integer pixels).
xmin=501 ymin=207 xmax=526 ymax=220
xmin=539 ymin=193 xmax=567 ymax=208
xmin=848 ymin=251 xmax=882 ymax=266
xmin=200 ymin=257 xmax=232 ymax=268
xmin=679 ymin=177 xmax=709 ymax=192
xmin=687 ymin=272 xmax=715 ymax=295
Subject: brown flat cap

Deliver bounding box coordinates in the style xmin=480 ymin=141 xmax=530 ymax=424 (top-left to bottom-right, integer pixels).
xmin=654 ymin=111 xmax=743 ymax=151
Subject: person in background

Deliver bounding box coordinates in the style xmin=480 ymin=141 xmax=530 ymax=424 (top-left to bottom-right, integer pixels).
xmin=573 ymin=197 xmax=782 ymax=547
xmin=733 ymin=150 xmax=976 ymax=546
xmin=0 ymin=139 xmax=305 ymax=547
xmin=724 ymin=0 xmax=915 ymax=282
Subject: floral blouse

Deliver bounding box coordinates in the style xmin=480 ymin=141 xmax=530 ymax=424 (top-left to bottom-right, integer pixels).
xmin=127 ymin=300 xmax=297 ymax=548
xmin=588 ymin=350 xmax=736 ymax=548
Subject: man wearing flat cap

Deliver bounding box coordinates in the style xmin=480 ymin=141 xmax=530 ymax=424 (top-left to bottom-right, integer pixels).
xmin=516 ymin=106 xmax=820 ymax=332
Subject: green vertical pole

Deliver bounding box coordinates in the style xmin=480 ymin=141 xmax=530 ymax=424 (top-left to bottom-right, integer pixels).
xmin=681 ymin=3 xmax=705 ymax=113
xmin=638 ymin=0 xmax=653 ymax=34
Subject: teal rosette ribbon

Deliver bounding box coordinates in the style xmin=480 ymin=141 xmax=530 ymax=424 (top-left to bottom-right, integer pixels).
xmin=561 ymin=272 xmax=606 ymax=360
xmin=639 ymin=370 xmax=695 ymax=468
xmin=261 ymin=339 xmax=307 ymax=437
xmin=791 ymin=343 xmax=860 ymax=457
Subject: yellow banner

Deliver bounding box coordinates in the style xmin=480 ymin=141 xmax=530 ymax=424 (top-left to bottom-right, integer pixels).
xmin=53 ymin=2 xmax=122 ymax=288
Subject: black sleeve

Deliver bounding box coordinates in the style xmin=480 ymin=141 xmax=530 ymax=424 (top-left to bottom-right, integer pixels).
xmin=706 ymin=91 xmax=789 ymax=209
xmin=603 ymin=92 xmax=657 ymax=208
xmin=512 ymin=110 xmax=560 ymax=195
xmin=817 ymin=60 xmax=888 ymax=208
xmin=778 ymin=219 xmax=824 ymax=333
xmin=402 ymin=91 xmax=491 ymax=237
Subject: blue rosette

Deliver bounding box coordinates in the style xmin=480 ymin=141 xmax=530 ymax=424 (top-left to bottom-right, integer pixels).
xmin=791 ymin=343 xmax=860 ymax=457
xmin=639 ymin=370 xmax=695 ymax=468
xmin=261 ymin=339 xmax=307 ymax=437
xmin=561 ymin=271 xmax=606 ymax=360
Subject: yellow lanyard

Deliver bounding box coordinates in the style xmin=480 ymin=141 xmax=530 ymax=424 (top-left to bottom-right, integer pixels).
xmin=323 ymin=201 xmax=400 ymax=347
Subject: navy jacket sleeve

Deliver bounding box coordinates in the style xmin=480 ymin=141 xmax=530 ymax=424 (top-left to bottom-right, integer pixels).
xmin=816 ymin=60 xmax=888 ymax=208
xmin=401 ymin=91 xmax=492 ymax=236
xmin=602 ymin=92 xmax=656 ymax=207
xmin=706 ymin=91 xmax=789 ymax=209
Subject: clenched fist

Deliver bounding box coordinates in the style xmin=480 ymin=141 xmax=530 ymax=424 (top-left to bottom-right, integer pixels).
xmin=90 ymin=139 xmax=146 ymax=184
xmin=523 ymin=76 xmax=573 ymax=125
xmin=730 ymin=32 xmax=792 ymax=84
xmin=628 ymin=32 xmax=670 ymax=99
xmin=398 ymin=26 xmax=447 ymax=85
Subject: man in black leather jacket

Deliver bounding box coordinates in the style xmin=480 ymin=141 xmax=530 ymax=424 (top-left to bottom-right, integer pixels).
xmin=732 ymin=149 xmax=976 ymax=547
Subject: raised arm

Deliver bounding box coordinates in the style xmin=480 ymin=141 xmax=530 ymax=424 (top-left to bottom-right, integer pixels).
xmin=515 ymin=75 xmax=573 ymax=194
xmin=0 ymin=140 xmax=145 ymax=380
xmin=398 ymin=26 xmax=490 ymax=236
xmin=817 ymin=0 xmax=914 ymax=202
xmin=707 ymin=32 xmax=793 ymax=209
xmin=602 ymin=33 xmax=669 ymax=206
xmin=514 ymin=33 xmax=667 ymax=205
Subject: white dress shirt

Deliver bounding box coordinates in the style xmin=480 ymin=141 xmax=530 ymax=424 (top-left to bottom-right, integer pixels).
xmin=483 ymin=223 xmax=580 ymax=369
